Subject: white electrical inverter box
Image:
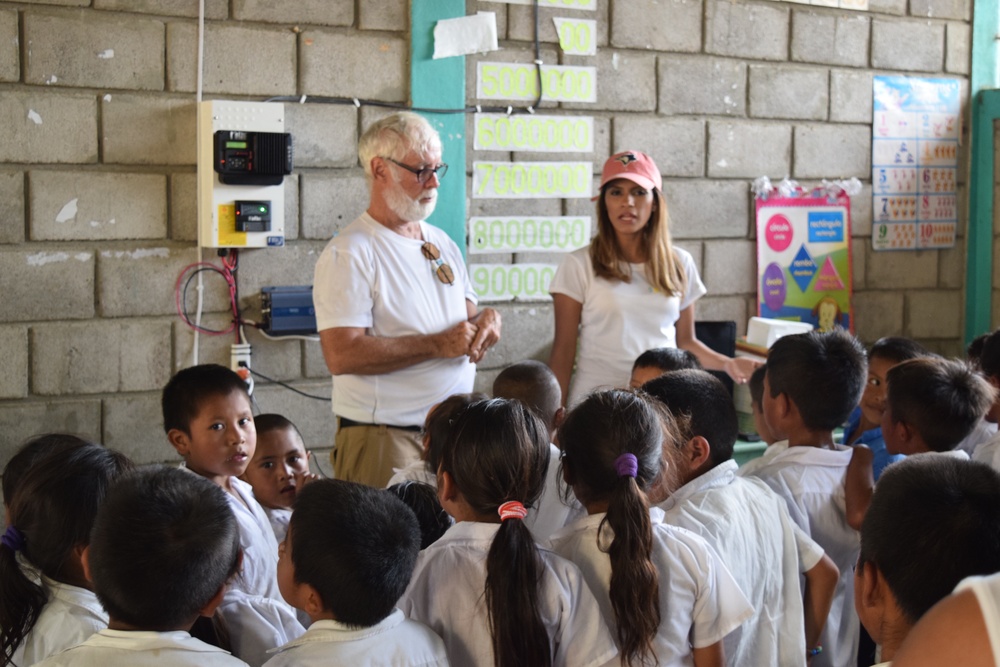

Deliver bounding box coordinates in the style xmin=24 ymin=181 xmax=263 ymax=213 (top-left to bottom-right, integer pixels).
xmin=197 ymin=100 xmax=287 ymax=248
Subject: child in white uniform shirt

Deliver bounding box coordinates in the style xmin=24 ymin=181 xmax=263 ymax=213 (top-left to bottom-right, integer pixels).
xmin=163 ymin=365 xmax=305 ymax=666
xmin=35 ymin=466 xmax=249 ymax=667
xmin=400 ymin=398 xmax=619 ymax=667
xmin=551 ymin=389 xmax=753 ymax=667
xmin=492 ymin=361 xmax=586 ymax=540
xmin=644 ymin=370 xmax=839 ymax=667
xmin=0 ymin=442 xmax=133 ymax=666
xmin=240 ymin=414 xmax=317 ymax=544
xmin=854 ymin=457 xmax=1000 ymax=666
xmin=743 ymin=330 xmax=868 ymax=667
xmin=265 ymin=479 xmax=447 ymax=667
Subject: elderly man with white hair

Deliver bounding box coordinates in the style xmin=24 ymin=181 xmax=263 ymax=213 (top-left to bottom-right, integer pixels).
xmin=313 ymin=112 xmax=501 ymax=488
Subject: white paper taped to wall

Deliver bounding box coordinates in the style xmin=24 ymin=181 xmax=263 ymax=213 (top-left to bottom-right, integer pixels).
xmin=434 ymin=12 xmax=498 ymax=59
xmin=468 ymin=216 xmax=591 ymax=253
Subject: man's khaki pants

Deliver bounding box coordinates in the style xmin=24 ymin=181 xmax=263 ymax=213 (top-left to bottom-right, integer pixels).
xmin=331 ymin=420 xmax=423 ymax=488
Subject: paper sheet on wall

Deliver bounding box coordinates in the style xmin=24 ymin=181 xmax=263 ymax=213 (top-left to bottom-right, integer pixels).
xmin=433 ymin=12 xmax=498 ymax=59
xmin=871 ymin=76 xmax=960 ymax=250
xmin=756 ymin=194 xmax=854 ymax=332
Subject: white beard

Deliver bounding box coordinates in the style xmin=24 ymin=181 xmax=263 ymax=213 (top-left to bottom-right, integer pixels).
xmin=384 ymin=174 xmax=437 ymax=222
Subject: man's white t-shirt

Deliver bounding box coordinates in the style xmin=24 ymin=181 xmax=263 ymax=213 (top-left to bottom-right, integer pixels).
xmin=313 ymin=212 xmax=477 ymax=427
xmin=659 ymin=459 xmax=824 ymax=667
xmin=549 ymin=246 xmax=706 ymax=406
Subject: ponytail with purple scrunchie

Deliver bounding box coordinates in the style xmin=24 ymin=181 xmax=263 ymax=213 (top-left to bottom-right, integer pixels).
xmin=1 ymin=525 xmax=25 ymax=552
xmin=614 ymin=452 xmax=638 ymax=478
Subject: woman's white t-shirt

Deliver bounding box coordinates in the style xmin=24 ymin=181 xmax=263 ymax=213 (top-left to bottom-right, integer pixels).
xmin=549 ymin=246 xmax=707 ymax=406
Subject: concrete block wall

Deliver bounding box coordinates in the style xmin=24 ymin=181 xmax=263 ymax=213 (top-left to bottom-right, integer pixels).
xmin=0 ymin=0 xmax=972 ymax=469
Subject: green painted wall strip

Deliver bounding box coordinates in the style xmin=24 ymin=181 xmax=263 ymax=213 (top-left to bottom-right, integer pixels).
xmin=411 ymin=1 xmax=467 ymax=256
xmin=967 ymin=0 xmax=1000 ymax=342
xmin=966 ymin=89 xmax=1000 ymax=341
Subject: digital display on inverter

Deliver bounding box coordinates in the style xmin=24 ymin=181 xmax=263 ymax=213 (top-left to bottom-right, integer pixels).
xmin=226 ymin=141 xmax=248 ymax=149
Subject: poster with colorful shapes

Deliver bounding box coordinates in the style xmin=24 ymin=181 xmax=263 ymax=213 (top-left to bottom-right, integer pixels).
xmin=756 ymin=194 xmax=854 ymax=333
xmin=872 ymin=76 xmax=960 ymax=251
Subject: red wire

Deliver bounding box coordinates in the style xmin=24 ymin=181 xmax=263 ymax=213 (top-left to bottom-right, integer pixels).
xmin=174 ymin=260 xmax=238 ymax=336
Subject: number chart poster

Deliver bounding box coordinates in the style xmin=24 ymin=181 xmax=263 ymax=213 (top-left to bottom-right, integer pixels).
xmin=756 ymin=195 xmax=854 ymax=333
xmin=872 ymin=76 xmax=960 ymax=251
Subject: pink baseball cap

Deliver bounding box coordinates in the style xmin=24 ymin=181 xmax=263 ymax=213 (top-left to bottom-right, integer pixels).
xmin=598 ymin=150 xmax=662 ymax=191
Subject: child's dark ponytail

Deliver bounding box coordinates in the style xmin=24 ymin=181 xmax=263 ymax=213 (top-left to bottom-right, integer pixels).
xmin=560 ymin=389 xmax=668 ymax=667
xmin=0 ymin=443 xmax=133 ymax=665
xmin=441 ymin=398 xmax=552 ymax=667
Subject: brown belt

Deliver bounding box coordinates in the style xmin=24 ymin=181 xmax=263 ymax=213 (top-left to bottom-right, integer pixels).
xmin=338 ymin=416 xmax=422 ymax=433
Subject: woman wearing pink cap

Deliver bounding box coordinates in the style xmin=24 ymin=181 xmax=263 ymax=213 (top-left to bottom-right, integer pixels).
xmin=548 ymin=150 xmax=758 ymax=406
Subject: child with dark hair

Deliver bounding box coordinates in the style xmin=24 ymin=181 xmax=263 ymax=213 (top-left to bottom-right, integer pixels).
xmin=741 ymin=330 xmax=868 ymax=667
xmin=644 ymin=371 xmax=839 ymax=667
xmin=2 ymin=434 xmax=92 ymax=514
xmin=854 ymin=457 xmax=1000 ymax=665
xmin=956 ymin=332 xmax=999 ymax=456
xmin=35 ymin=466 xmax=247 ymax=666
xmin=400 ymin=398 xmax=618 ymax=667
xmin=844 ymin=337 xmax=930 ymax=479
xmin=0 ymin=442 xmax=133 ymax=666
xmin=747 ymin=364 xmax=779 ymax=445
xmin=387 ymin=392 xmax=488 ymax=488
xmin=880 ymin=357 xmax=994 ymax=458
xmin=629 ymin=347 xmax=703 ymax=388
xmin=240 ymin=413 xmax=316 ymax=544
xmin=265 ymin=479 xmax=446 ymax=666
xmin=492 ymin=360 xmax=585 ymax=540
xmin=551 ymin=388 xmax=752 ymax=667
xmin=386 ymin=481 xmax=451 ymax=549
xmin=162 ymin=364 xmax=304 ymax=666
xmin=971 ymin=329 xmax=1000 ymax=467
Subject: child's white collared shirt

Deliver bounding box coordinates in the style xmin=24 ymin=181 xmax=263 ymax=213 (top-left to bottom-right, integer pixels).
xmin=11 ymin=576 xmax=107 ymax=666
xmin=33 ymin=629 xmax=248 ymax=666
xmin=399 ymin=521 xmax=619 ymax=667
xmin=262 ymin=609 xmax=448 ymax=667
xmin=263 ymin=507 xmax=291 ymax=545
xmin=526 ymin=443 xmax=587 ymax=542
xmin=743 ymin=444 xmax=858 ymax=667
xmin=217 ymin=476 xmax=305 ymax=666
xmin=659 ymin=459 xmax=824 ymax=667
xmin=547 ymin=507 xmax=753 ymax=667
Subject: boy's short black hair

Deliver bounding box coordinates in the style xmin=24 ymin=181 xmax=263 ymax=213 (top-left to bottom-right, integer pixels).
xmin=978 ymin=329 xmax=1000 ymax=378
xmin=161 ymin=364 xmax=251 ymax=434
xmin=290 ymin=479 xmax=421 ymax=628
xmin=492 ymin=360 xmax=562 ymax=429
xmin=885 ymin=357 xmax=995 ymax=452
xmin=386 ymin=481 xmax=451 ymax=549
xmin=88 ymin=466 xmax=241 ymax=630
xmin=254 ymin=413 xmax=301 ymax=439
xmin=766 ymin=330 xmax=867 ymax=431
xmin=860 ymin=456 xmax=1000 ymax=623
xmin=748 ymin=364 xmax=767 ymax=407
xmin=968 ymin=332 xmax=990 ymax=371
xmin=642 ymin=369 xmax=738 ymax=467
xmin=632 ymin=348 xmax=703 ymax=374
xmin=869 ymin=337 xmax=931 ymax=365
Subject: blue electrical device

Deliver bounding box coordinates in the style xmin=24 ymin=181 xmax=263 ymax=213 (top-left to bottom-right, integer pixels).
xmin=261 ymin=286 xmax=317 ymax=336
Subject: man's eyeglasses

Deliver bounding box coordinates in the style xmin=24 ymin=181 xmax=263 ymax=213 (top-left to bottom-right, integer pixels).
xmin=421 ymin=242 xmax=455 ymax=285
xmin=384 ymin=157 xmax=448 ymax=184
